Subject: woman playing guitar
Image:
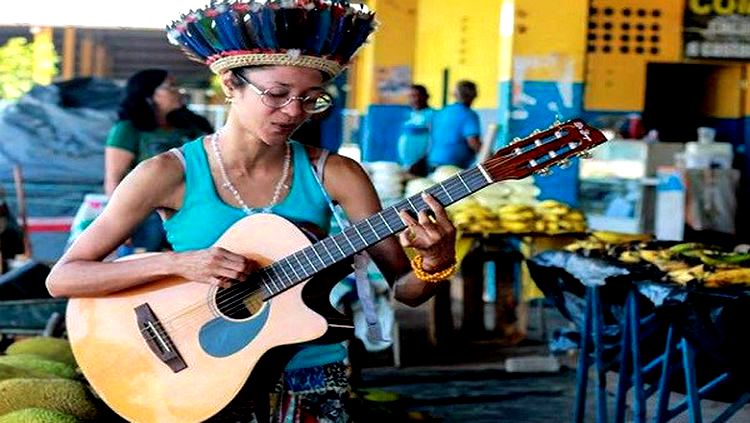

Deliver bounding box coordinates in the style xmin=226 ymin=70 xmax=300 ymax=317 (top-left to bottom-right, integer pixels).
xmin=46 ymin=2 xmax=457 ymax=422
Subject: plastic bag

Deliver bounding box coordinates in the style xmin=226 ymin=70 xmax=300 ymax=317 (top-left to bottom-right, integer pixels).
xmin=66 ymin=193 xmax=108 ymax=249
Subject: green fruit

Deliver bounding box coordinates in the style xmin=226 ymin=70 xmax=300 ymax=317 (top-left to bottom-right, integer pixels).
xmin=6 ymin=337 xmax=76 ymax=366
xmin=0 ymin=364 xmax=57 ymax=382
xmin=0 ymin=355 xmax=77 ymax=379
xmin=0 ymin=408 xmax=79 ymax=423
xmin=0 ymin=379 xmax=98 ymax=420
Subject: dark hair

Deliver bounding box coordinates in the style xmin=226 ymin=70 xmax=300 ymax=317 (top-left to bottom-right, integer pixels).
xmin=456 ymin=80 xmax=477 ymax=102
xmin=117 ymin=69 xmax=168 ymax=131
xmin=410 ymin=84 xmax=429 ymax=99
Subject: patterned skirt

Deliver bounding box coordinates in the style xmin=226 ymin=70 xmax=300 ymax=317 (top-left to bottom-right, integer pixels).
xmin=208 ymin=361 xmax=351 ymax=423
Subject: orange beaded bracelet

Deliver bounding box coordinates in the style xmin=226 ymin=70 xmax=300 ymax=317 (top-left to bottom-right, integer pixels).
xmin=410 ymin=254 xmax=457 ymax=283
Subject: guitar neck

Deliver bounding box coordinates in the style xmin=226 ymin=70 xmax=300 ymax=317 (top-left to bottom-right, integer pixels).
xmin=258 ymin=166 xmax=492 ymax=299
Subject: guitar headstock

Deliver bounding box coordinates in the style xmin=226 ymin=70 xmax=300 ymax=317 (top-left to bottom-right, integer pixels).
xmin=479 ymin=118 xmax=607 ymax=182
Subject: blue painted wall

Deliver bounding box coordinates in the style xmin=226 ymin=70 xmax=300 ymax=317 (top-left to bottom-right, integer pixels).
xmin=498 ymin=81 xmax=585 ymax=207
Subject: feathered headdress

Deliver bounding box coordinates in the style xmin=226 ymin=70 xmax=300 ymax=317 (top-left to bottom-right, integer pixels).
xmin=167 ymin=0 xmax=377 ymax=78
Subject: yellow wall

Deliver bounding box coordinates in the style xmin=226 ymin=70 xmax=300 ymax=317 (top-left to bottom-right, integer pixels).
xmin=352 ymin=0 xmax=418 ymax=111
xmin=512 ymin=0 xmax=589 ymax=83
xmin=583 ymin=0 xmax=684 ymax=111
xmin=703 ymin=65 xmax=744 ymax=119
xmin=412 ymin=0 xmax=503 ymax=109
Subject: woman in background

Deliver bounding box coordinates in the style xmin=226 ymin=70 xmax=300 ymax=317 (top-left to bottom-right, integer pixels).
xmin=104 ymin=69 xmax=213 ymax=252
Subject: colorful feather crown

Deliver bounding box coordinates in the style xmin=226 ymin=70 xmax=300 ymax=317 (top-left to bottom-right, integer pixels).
xmin=167 ymin=0 xmax=377 ymax=77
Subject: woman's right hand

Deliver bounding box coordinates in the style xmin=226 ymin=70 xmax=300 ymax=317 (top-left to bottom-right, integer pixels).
xmin=173 ymin=247 xmax=258 ymax=287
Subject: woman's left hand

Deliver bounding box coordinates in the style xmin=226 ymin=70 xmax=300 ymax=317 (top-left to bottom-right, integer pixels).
xmin=398 ymin=192 xmax=457 ymax=272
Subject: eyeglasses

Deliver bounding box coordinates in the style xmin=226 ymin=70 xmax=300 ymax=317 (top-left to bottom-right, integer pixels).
xmin=234 ymin=72 xmax=333 ymax=114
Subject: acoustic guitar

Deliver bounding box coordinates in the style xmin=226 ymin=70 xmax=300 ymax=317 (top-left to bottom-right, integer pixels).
xmin=66 ymin=118 xmax=607 ymax=422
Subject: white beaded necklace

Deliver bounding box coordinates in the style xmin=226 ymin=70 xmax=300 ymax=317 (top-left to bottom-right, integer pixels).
xmin=210 ymin=132 xmax=291 ymax=214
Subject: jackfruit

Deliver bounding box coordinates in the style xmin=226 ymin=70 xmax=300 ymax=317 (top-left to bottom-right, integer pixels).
xmin=0 ymin=355 xmax=77 ymax=379
xmin=6 ymin=337 xmax=76 ymax=366
xmin=0 ymin=379 xmax=98 ymax=420
xmin=0 ymin=364 xmax=57 ymax=382
xmin=0 ymin=408 xmax=79 ymax=423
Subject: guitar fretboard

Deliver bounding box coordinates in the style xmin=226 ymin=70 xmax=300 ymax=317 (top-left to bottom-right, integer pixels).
xmin=256 ymin=166 xmax=491 ymax=299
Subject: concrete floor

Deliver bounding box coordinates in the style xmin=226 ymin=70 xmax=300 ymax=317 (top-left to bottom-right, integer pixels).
xmin=351 ymin=302 xmax=750 ymax=422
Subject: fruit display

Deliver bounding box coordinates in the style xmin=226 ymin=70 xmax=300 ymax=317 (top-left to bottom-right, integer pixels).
xmin=0 ymin=336 xmax=106 ymax=422
xmin=533 ymin=200 xmax=587 ymax=234
xmin=448 ymin=199 xmax=587 ymax=235
xmin=564 ymin=236 xmax=750 ymax=288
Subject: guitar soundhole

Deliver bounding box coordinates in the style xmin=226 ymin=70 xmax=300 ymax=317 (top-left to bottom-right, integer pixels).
xmin=214 ymin=285 xmax=265 ymax=320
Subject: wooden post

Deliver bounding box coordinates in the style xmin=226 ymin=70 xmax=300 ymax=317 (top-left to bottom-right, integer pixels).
xmin=62 ymin=27 xmax=77 ymax=79
xmin=94 ymin=44 xmax=108 ymax=77
xmin=12 ymin=166 xmax=32 ymax=259
xmin=80 ymin=32 xmax=94 ymax=77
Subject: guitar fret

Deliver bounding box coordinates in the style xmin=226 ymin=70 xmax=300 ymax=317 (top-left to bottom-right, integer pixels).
xmin=365 ymin=219 xmax=380 ymax=240
xmin=264 ymin=268 xmax=281 ymax=292
xmin=353 ymin=226 xmax=367 ymax=246
xmin=302 ymin=249 xmax=317 ymax=271
xmin=285 ymin=258 xmax=302 ymax=280
xmin=457 ymin=173 xmax=471 ymax=192
xmin=260 ymin=273 xmax=274 ymax=296
xmin=292 ymin=254 xmax=307 ymax=278
xmin=341 ymin=230 xmax=357 ymax=252
xmin=330 ymin=237 xmax=346 ymax=258
xmin=440 ymin=184 xmax=454 ymax=203
xmin=379 ymin=212 xmax=394 ymax=233
xmin=406 ymin=197 xmax=417 ymax=212
xmin=276 ymin=262 xmax=293 ymax=288
xmin=311 ymin=245 xmax=326 ymax=267
xmin=321 ymin=239 xmax=337 ymax=264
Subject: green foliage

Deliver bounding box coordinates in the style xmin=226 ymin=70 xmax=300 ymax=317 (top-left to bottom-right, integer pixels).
xmin=0 ymin=36 xmax=59 ymax=100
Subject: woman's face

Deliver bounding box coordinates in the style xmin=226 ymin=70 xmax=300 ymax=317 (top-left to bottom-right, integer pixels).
xmin=152 ymin=75 xmax=184 ymax=114
xmin=229 ymin=66 xmax=326 ymax=146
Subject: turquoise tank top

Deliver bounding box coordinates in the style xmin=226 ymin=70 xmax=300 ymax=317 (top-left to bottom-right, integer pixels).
xmin=163 ymin=137 xmax=347 ymax=369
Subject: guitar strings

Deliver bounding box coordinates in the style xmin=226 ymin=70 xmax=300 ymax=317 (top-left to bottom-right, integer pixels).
xmin=135 ymin=173 xmax=489 ymax=342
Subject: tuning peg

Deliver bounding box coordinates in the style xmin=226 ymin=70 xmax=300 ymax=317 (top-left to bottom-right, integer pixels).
xmin=531 ymin=129 xmax=541 ymax=135
xmin=514 ymin=148 xmax=522 ymax=156
xmin=578 ymin=150 xmax=593 ymax=159
xmin=558 ymin=159 xmax=572 ymax=169
xmin=535 ymin=168 xmax=553 ymax=176
xmin=510 ymin=137 xmax=522 ymax=144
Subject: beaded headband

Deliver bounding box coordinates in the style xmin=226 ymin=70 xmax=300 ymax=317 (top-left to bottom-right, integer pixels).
xmin=166 ymin=0 xmax=377 ymax=78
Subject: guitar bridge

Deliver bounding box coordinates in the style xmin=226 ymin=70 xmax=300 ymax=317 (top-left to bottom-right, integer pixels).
xmin=135 ymin=303 xmax=187 ymax=373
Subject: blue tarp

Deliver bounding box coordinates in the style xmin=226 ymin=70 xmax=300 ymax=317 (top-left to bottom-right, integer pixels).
xmin=0 ymin=78 xmax=121 ymax=261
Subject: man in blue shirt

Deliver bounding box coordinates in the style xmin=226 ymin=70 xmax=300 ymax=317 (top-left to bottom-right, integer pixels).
xmin=427 ymin=80 xmax=482 ymax=169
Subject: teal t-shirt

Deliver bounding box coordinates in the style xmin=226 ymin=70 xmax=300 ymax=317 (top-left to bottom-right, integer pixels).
xmin=163 ymin=137 xmax=346 ymax=370
xmin=105 ymin=121 xmax=202 ymax=164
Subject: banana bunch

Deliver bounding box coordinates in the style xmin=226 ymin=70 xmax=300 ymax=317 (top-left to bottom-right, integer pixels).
xmin=704 ymin=268 xmax=750 ymax=287
xmin=534 ymin=200 xmax=588 ymax=234
xmin=564 ymin=238 xmax=607 ymax=253
xmin=448 ymin=200 xmax=501 ymax=233
xmin=591 ymin=231 xmax=654 ymax=245
xmin=496 ymin=204 xmax=536 ymax=233
xmin=668 ymin=265 xmax=708 ymax=285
